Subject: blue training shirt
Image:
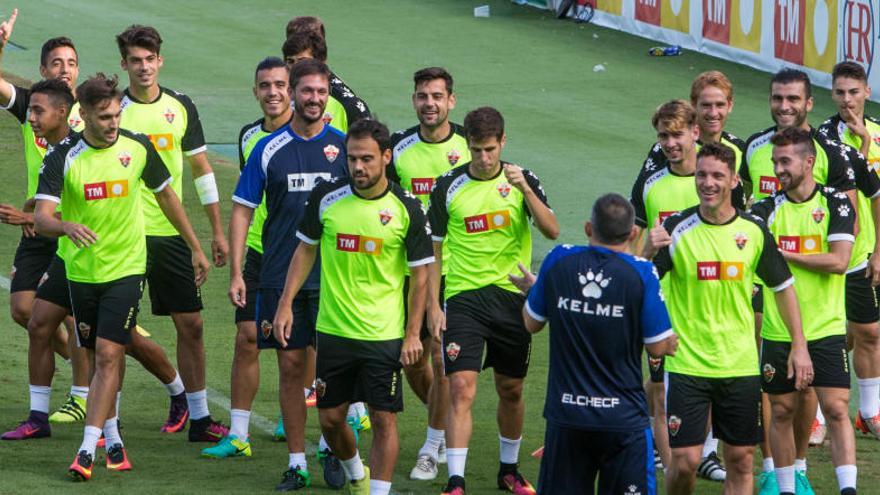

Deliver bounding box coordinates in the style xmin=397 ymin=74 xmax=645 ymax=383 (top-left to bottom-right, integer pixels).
xmin=232 ymin=123 xmax=348 ymax=290
xmin=526 ymin=244 xmax=673 ymax=432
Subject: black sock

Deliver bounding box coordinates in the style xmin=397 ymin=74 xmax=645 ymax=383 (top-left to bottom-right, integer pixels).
xmin=841 ymin=488 xmax=856 ymax=495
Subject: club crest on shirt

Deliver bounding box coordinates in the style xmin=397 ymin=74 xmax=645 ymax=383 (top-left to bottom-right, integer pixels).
xmin=118 ymin=151 xmax=132 ymax=168
xmin=811 ymin=207 xmax=825 ymax=224
xmin=446 ymin=342 xmax=461 ymax=362
xmin=68 ymin=115 xmax=82 ymax=128
xmin=447 ymin=148 xmax=461 ymax=166
xmin=315 ymin=378 xmax=327 ymax=398
xmin=379 ymin=208 xmax=393 ymax=225
xmin=648 ymin=356 xmax=662 ymax=371
xmin=497 ymin=182 xmax=511 ymax=198
xmin=260 ymin=320 xmax=273 ymax=339
xmin=763 ymin=363 xmax=776 ymax=383
xmin=873 ymin=134 xmax=880 ymax=147
xmin=164 ymin=108 xmax=175 ymax=124
xmin=668 ymin=415 xmax=682 ymax=436
xmin=34 ymin=136 xmax=49 ymax=150
xmin=323 ymin=144 xmax=340 ymax=163
xmin=78 ymin=322 xmax=91 ymax=340
xmin=322 ymin=112 xmax=334 ymax=125
xmin=734 ymin=232 xmax=748 ymax=250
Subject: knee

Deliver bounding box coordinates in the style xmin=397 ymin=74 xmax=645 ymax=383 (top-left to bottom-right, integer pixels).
xmin=26 ymin=318 xmax=54 ymax=343
xmin=724 ymin=448 xmax=754 ymax=475
xmin=495 ymin=379 xmax=524 ymax=403
xmin=671 ymin=452 xmax=700 ymax=477
xmin=278 ymin=352 xmax=305 ymax=380
xmin=94 ymin=348 xmax=121 ymax=373
xmin=771 ymin=400 xmax=796 ymax=423
xmin=822 ymin=401 xmax=850 ymax=424
xmin=369 ymin=411 xmax=396 ymax=434
xmin=11 ymin=303 xmax=30 ymax=328
xmin=176 ymin=314 xmax=204 ymax=341
xmin=431 ymin=344 xmax=445 ymax=372
xmin=852 ymin=323 xmax=880 ymax=346
xmin=319 ymin=409 xmax=347 ymax=431
xmin=235 ymin=324 xmax=258 ymax=349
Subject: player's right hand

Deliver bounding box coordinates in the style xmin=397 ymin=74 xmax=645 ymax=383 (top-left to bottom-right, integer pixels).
xmin=0 ymin=9 xmax=17 ymax=49
xmin=867 ymin=251 xmax=880 ymax=287
xmin=644 ymin=218 xmax=671 ymax=258
xmin=787 ymin=343 xmax=813 ymax=391
xmin=273 ymin=305 xmax=294 ymax=348
xmin=191 ymin=250 xmax=210 ymax=287
xmin=0 ymin=204 xmax=30 ymax=225
xmin=62 ymin=222 xmax=97 ymax=248
xmin=427 ymin=302 xmax=446 ymax=339
xmin=228 ymin=273 xmax=246 ymax=308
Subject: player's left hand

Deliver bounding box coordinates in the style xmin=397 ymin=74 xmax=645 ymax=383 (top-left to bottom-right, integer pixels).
xmin=503 ymin=164 xmax=528 ymax=192
xmin=0 ymin=204 xmax=32 ymax=226
xmin=508 ymin=262 xmax=536 ymax=295
xmin=211 ymin=233 xmax=229 ymax=268
xmin=787 ymin=343 xmax=814 ymax=391
xmin=868 ymin=251 xmax=880 ymax=287
xmin=400 ymin=334 xmax=423 ymax=366
xmin=192 ymin=249 xmax=211 ymax=286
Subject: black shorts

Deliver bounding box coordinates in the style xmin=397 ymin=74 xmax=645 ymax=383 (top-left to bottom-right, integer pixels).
xmin=761 ymin=335 xmax=850 ymax=394
xmin=752 ymin=284 xmax=763 ymax=314
xmin=665 ymin=372 xmax=762 ymax=448
xmin=538 ymin=423 xmax=656 ymax=495
xmin=403 ymin=275 xmax=445 ymax=341
xmin=255 ymin=289 xmax=318 ymax=350
xmin=846 ymin=269 xmax=880 ymax=324
xmin=145 ymin=235 xmax=203 ymax=315
xmin=35 ymin=256 xmax=71 ymax=312
xmin=69 ymin=275 xmax=144 ymax=349
xmin=10 ymin=234 xmax=57 ymax=293
xmin=647 ymin=355 xmax=665 ymax=384
xmin=234 ymin=248 xmax=262 ymax=323
xmin=315 ymin=332 xmax=403 ymax=412
xmin=443 ymin=285 xmax=531 ymax=378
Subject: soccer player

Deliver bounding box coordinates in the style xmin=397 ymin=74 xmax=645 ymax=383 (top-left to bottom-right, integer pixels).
xmin=273 ymin=118 xmax=434 ymax=495
xmin=387 ymin=66 xmax=470 ymax=480
xmin=643 ymin=143 xmax=813 ymax=495
xmin=201 ymin=57 xmax=293 ymax=462
xmin=32 ymin=73 xmax=209 ymax=481
xmin=429 ymin=107 xmax=559 ymax=495
xmin=751 ymin=127 xmax=862 ymax=495
xmin=819 ymin=61 xmax=880 ymax=441
xmin=115 ymin=25 xmax=229 ymax=440
xmin=511 ymin=193 xmax=678 ymax=495
xmin=229 ymin=59 xmax=349 ymax=491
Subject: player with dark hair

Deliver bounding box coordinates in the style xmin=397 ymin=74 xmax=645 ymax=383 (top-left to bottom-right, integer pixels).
xmin=115 ymin=24 xmax=230 ymax=441
xmin=429 ymin=106 xmax=559 ymax=495
xmin=388 ymin=66 xmax=470 ymax=481
xmin=273 ymin=118 xmax=434 ymax=495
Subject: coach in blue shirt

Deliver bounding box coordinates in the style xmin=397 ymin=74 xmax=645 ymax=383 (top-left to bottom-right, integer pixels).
xmin=511 ymin=193 xmax=678 ymax=495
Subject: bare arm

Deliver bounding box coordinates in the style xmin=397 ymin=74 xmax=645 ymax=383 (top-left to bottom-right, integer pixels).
xmin=868 ymin=197 xmax=880 ymax=286
xmin=781 ymin=240 xmax=853 ymax=275
xmin=227 ymin=202 xmax=254 ymax=307
xmin=427 ymin=240 xmax=445 ymax=337
xmin=0 ymin=9 xmax=18 ymax=106
xmin=34 ymin=199 xmax=97 ymax=247
xmin=645 ymin=334 xmax=678 ymax=358
xmin=187 ymin=152 xmax=228 ymax=267
xmin=401 ymin=264 xmax=428 ymax=366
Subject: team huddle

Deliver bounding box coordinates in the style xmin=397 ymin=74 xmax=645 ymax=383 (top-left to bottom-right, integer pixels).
xmin=0 ymin=7 xmax=878 ymax=495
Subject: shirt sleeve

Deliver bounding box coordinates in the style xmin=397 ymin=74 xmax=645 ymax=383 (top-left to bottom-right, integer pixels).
xmin=652 ymin=218 xmax=675 ymax=279
xmin=639 ymin=262 xmax=673 ymax=344
xmin=826 ymin=190 xmax=856 ymax=243
xmin=755 ymin=221 xmax=794 ymax=292
xmin=140 ymin=138 xmax=173 ymax=192
xmin=231 ymin=146 xmax=266 ymax=209
xmin=35 ymin=146 xmax=65 ymax=203
xmin=403 ymin=197 xmax=435 ymax=267
xmin=824 ymin=142 xmax=856 ymax=192
xmin=295 ymin=185 xmax=325 ymax=245
xmin=522 ymin=168 xmax=551 ymax=216
xmin=180 ymin=94 xmax=207 ymax=156
xmin=849 ymin=146 xmax=880 ymax=199
xmin=332 ymin=79 xmax=371 ymax=127
xmin=237 ymin=125 xmax=248 ymax=170
xmin=3 ymin=83 xmax=29 ymax=124
xmin=747 ymin=198 xmax=771 ymax=223
xmin=427 ymin=179 xmax=449 ymax=241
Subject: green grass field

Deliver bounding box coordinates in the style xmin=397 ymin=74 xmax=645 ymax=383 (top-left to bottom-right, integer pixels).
xmin=1 ymin=0 xmax=880 ymax=493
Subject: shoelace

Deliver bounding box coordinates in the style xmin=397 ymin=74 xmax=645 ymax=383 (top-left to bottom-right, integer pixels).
xmin=416 ymin=455 xmax=436 ymax=471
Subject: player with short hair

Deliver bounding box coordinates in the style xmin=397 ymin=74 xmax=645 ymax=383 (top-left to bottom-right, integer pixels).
xmin=750 ymin=127 xmax=863 ymax=495
xmin=387 ymin=66 xmax=470 ymax=481
xmin=285 ymin=16 xmax=325 ymax=40
xmin=819 ymin=61 xmax=880 ymax=443
xmin=230 ymin=59 xmax=349 ymax=491
xmin=429 ymin=107 xmax=559 ymax=495
xmin=115 ymin=24 xmax=230 ymax=441
xmin=32 ymin=73 xmax=209 ymax=481
xmin=643 ymin=142 xmax=812 ymax=495
xmin=273 ymin=118 xmax=434 ymax=495
xmin=511 ymin=193 xmax=677 ymax=495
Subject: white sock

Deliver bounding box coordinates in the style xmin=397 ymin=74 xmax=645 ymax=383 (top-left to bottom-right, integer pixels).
xmin=289 ymin=452 xmax=307 ymax=471
xmin=80 ymin=425 xmax=102 ymax=457
xmin=347 ymin=403 xmax=358 ymax=419
xmin=115 ymin=391 xmax=121 ymax=418
xmin=340 ymin=452 xmax=365 ymax=481
xmin=835 ymin=464 xmax=857 ymax=491
xmin=29 ymin=385 xmax=51 ymax=414
xmin=701 ymin=429 xmax=719 ymax=458
xmin=763 ymin=457 xmax=775 ymax=473
xmin=816 ymin=406 xmax=826 ymax=425
xmin=858 ymin=377 xmax=880 ymax=418
xmin=70 ymin=386 xmax=89 ymax=400
xmin=499 ymin=435 xmax=522 ymax=464
xmin=230 ymin=409 xmax=250 ymax=439
xmin=318 ymin=435 xmax=330 ymax=452
xmin=186 ymin=390 xmax=210 ymax=420
xmin=104 ymin=416 xmax=122 ymax=447
xmin=164 ymin=373 xmax=185 ymax=396
xmin=794 ymin=458 xmax=807 ymax=473
xmin=303 ymin=387 xmax=311 ymax=398
xmin=447 ymin=447 xmax=468 ymax=478
xmin=370 ymin=480 xmax=391 ymax=495
xmin=776 ymin=465 xmax=795 ymax=494
xmin=419 ymin=427 xmax=445 ymax=458
xmin=355 ymin=402 xmax=367 ymax=416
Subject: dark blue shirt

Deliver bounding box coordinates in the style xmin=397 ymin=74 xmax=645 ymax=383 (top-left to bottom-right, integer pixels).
xmin=232 ymin=124 xmax=348 ymax=290
xmin=526 ymin=244 xmax=672 ymax=432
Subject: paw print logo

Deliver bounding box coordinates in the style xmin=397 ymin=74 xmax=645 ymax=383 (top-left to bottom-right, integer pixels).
xmin=838 ymin=204 xmax=851 ymax=217
xmin=578 ymin=269 xmax=611 ymax=299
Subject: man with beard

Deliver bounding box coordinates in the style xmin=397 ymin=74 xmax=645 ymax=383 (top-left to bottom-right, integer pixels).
xmin=231 ymin=59 xmax=348 ymax=491
xmin=387 ymin=67 xmax=470 ymax=481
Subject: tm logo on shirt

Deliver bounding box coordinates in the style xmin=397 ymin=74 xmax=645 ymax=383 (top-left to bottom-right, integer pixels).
xmin=411 ymin=178 xmax=434 ymax=195
xmin=464 ymin=210 xmax=510 ymax=233
xmin=778 ymin=235 xmax=822 ymax=254
xmin=759 ymin=176 xmax=780 ymax=195
xmin=288 ymin=173 xmax=331 ymax=192
xmin=336 ymin=233 xmax=383 ymax=256
xmin=84 ymin=180 xmax=129 ymax=201
xmin=696 ymin=261 xmax=743 ymax=281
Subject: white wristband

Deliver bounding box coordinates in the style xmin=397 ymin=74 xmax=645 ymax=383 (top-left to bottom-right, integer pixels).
xmin=194 ymin=172 xmax=219 ymax=205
